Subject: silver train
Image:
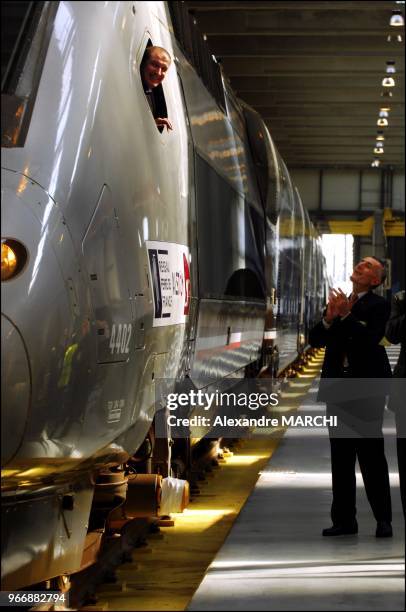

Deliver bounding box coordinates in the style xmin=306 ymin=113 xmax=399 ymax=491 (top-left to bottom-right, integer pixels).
xmin=1 ymin=1 xmax=327 ymax=591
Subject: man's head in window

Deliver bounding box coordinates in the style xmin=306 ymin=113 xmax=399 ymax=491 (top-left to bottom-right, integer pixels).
xmin=141 ymin=46 xmax=171 ymax=92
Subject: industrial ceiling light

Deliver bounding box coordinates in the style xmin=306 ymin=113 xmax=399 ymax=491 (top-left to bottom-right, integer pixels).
xmin=379 ymin=107 xmax=391 ymax=115
xmin=386 ymin=60 xmax=396 ymax=74
xmin=390 ymin=10 xmax=405 ymax=26
xmin=376 ymin=132 xmax=385 ymax=141
xmin=377 ymin=117 xmax=389 ymax=126
xmin=371 ymin=160 xmax=381 ymax=167
xmin=374 ymin=146 xmax=384 ymax=154
xmin=382 ymin=76 xmax=396 ymax=87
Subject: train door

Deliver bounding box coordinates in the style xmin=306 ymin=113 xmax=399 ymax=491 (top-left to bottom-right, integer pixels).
xmin=175 ymin=69 xmax=199 ymax=366
xmin=82 ymin=185 xmax=134 ymax=363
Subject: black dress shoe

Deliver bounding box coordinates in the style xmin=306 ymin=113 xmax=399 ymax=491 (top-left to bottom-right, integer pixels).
xmin=376 ymin=521 xmax=393 ymax=538
xmin=322 ymin=522 xmax=358 ymax=536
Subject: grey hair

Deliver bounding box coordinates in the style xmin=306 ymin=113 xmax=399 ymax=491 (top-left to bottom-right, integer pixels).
xmin=370 ymin=256 xmax=387 ymax=286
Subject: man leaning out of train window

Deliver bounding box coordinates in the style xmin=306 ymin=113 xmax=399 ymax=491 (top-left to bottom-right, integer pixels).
xmin=140 ymin=45 xmax=173 ymax=132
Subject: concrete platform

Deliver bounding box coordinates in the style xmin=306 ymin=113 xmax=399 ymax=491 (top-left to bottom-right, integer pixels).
xmin=188 ymin=372 xmax=405 ymax=611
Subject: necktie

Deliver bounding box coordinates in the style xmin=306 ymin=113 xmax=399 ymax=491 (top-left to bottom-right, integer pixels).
xmin=343 ymin=294 xmax=358 ymax=368
xmin=350 ymin=293 xmax=358 ymax=307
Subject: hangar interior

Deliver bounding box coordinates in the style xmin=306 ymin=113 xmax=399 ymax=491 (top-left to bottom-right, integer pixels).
xmin=1 ymin=2 xmax=405 ymax=610
xmin=185 ymin=0 xmax=405 ymax=289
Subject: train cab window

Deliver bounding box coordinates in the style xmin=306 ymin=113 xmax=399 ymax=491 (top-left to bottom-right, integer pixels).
xmin=140 ymin=41 xmax=172 ymax=134
xmin=1 ymin=1 xmax=59 ymax=147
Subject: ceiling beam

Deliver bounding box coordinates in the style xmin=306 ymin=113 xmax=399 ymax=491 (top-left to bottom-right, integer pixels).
xmin=187 ymin=2 xmax=401 ymax=11
xmin=207 ymin=37 xmax=405 ymax=56
xmin=220 ymin=56 xmax=405 ymax=75
xmin=231 ymin=76 xmax=404 ymax=90
xmin=192 ymin=8 xmax=402 ymax=33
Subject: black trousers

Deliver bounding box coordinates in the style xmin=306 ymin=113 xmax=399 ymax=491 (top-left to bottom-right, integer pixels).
xmin=396 ymin=437 xmax=406 ymax=518
xmin=395 ymin=409 xmax=406 ymax=518
xmin=327 ymin=401 xmax=392 ymax=525
xmin=389 ymin=378 xmax=406 ymax=518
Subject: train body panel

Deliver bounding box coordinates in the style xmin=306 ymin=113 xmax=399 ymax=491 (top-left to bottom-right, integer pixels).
xmin=2 ymin=476 xmax=94 ymax=592
xmin=272 ymin=156 xmax=303 ymax=373
xmin=191 ymin=299 xmax=266 ymax=382
xmin=174 ymin=50 xmax=266 ymax=386
xmin=1 ymin=0 xmax=328 ymax=590
xmin=2 ymin=1 xmax=194 ymax=470
xmin=1 ymin=169 xmax=79 ymax=463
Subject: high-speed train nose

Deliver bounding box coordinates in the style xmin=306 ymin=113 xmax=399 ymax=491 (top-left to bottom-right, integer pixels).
xmin=1 ymin=315 xmax=30 ymax=465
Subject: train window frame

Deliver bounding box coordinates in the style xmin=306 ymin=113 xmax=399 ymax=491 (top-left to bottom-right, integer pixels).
xmin=167 ymin=2 xmax=226 ymax=114
xmin=195 ymin=152 xmax=265 ymax=303
xmin=1 ymin=1 xmax=59 ymax=148
xmin=138 ymin=38 xmax=170 ymax=135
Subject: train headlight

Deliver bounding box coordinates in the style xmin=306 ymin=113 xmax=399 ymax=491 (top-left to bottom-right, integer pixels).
xmin=1 ymin=240 xmax=27 ymax=281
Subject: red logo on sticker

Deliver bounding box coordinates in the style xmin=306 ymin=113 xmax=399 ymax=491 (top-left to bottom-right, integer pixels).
xmin=183 ymin=253 xmax=191 ymax=315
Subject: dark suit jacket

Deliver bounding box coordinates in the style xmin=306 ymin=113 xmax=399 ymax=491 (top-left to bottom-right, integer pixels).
xmin=385 ymin=290 xmax=405 ymax=378
xmin=309 ymin=291 xmax=392 ymax=402
xmin=385 ymin=290 xmax=406 ymax=427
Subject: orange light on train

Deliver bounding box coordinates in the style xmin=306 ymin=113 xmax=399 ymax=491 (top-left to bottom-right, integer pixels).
xmin=1 ymin=240 xmax=28 ymax=281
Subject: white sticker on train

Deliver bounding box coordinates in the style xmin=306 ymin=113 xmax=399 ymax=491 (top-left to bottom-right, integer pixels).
xmin=146 ymin=241 xmax=191 ymax=327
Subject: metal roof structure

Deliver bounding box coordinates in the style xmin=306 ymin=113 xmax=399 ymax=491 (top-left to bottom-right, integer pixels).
xmin=185 ymin=1 xmax=405 ymax=169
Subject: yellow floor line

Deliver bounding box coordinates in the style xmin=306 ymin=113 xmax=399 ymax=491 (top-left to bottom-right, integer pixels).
xmin=92 ymin=352 xmax=323 ymax=611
